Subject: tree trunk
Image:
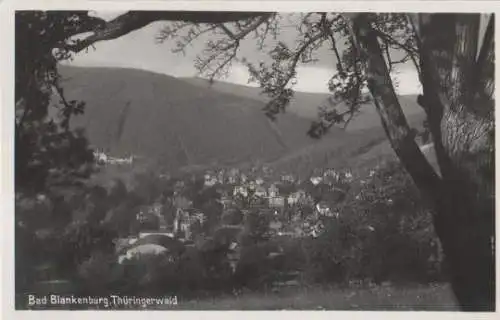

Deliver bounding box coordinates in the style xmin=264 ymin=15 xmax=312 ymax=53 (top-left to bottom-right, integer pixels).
xmin=349 ymin=13 xmax=495 ymax=311
xmin=416 ymin=13 xmax=495 ymax=311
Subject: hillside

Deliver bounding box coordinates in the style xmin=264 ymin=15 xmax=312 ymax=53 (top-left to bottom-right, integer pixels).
xmin=182 ymin=77 xmax=330 ymax=119
xmin=56 ymin=65 xmax=343 ymax=172
xmin=181 ymin=77 xmax=425 ymax=132
xmin=53 ymin=65 xmax=429 ymax=178
xmin=183 ymin=77 xmax=427 ymax=176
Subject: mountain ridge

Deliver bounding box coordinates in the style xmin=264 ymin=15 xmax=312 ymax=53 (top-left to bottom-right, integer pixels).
xmin=57 ymin=65 xmax=335 ymax=172
xmin=56 ymin=65 xmax=426 ymax=176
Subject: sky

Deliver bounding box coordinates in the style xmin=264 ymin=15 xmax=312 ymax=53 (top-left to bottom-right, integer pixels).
xmin=65 ymin=11 xmax=422 ymax=95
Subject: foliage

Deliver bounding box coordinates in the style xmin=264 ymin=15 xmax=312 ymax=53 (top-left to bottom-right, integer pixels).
xmin=221 ymin=208 xmax=244 ymax=225
xmin=15 ymin=11 xmax=100 ymax=194
xmin=242 ymin=209 xmax=272 ymax=244
xmin=301 ymin=161 xmax=444 ymax=284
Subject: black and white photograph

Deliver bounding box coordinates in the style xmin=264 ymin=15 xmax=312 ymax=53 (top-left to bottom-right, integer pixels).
xmin=4 ymin=0 xmax=497 ymax=314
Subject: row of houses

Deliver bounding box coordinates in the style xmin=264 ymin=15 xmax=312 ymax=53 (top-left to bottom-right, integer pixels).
xmin=310 ymin=168 xmax=354 ymax=186
xmin=203 ymin=171 xmax=269 ymax=188
xmin=93 ymin=150 xmax=134 ymax=165
xmin=227 ymin=184 xmax=312 ymax=209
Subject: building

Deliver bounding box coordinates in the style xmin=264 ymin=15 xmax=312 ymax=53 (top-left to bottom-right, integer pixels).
xmin=310 ymin=176 xmax=323 ymax=185
xmin=138 ymin=231 xmax=174 ymax=239
xmin=247 ymin=180 xmax=257 ymax=190
xmin=268 ymin=196 xmax=286 ymax=208
xmin=233 ymin=185 xmax=248 ymax=198
xmin=287 ymin=190 xmax=307 ymax=206
xmin=240 ymin=174 xmax=248 ymax=184
xmin=204 ymin=174 xmax=218 ymax=187
xmin=281 ymin=174 xmax=295 ymax=183
xmin=255 ymin=177 xmax=265 ymax=186
xmin=217 ymin=170 xmax=226 ymax=184
xmin=315 ymin=202 xmax=338 ymax=218
xmin=254 ymin=186 xmax=268 ymax=198
xmin=268 ymin=184 xmax=279 ymax=198
xmin=93 ymin=150 xmax=108 ymax=164
xmin=344 ymin=170 xmax=354 ymax=182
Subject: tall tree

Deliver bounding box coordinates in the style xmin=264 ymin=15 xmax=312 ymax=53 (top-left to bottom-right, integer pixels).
xmin=19 ymin=11 xmax=494 ymax=310
xmin=15 ymin=11 xmax=98 ymax=195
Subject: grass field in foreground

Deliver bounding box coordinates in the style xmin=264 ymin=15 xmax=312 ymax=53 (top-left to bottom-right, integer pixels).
xmin=158 ymin=283 xmax=459 ymax=311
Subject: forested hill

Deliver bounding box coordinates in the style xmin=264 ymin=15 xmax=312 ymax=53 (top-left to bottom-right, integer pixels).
xmin=57 ymin=65 xmax=336 ymax=171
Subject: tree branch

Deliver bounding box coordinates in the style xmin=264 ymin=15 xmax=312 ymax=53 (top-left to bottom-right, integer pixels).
xmin=474 ymin=14 xmax=494 ymax=105
xmin=65 ymin=11 xmax=273 ymax=53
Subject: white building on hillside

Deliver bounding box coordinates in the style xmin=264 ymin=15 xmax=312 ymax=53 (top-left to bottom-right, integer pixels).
xmin=310 ymin=176 xmax=323 ymax=185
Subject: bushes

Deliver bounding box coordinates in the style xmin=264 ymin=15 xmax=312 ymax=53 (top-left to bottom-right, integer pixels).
xmin=299 ymin=161 xmax=444 ymax=285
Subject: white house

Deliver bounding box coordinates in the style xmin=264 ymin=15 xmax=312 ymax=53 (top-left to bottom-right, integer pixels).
xmin=204 ymin=174 xmax=218 ymax=187
xmin=344 ymin=170 xmax=353 ymax=182
xmin=118 ymin=244 xmax=169 ymax=264
xmin=315 ymin=202 xmax=337 ymax=217
xmin=233 ymin=186 xmax=248 ymax=198
xmin=268 ymin=184 xmax=279 ymax=198
xmin=310 ymin=176 xmax=323 ymax=185
xmin=255 ymin=177 xmax=265 ymax=186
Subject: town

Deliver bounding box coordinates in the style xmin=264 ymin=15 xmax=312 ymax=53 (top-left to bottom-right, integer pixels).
xmin=105 ymin=151 xmax=357 ymax=264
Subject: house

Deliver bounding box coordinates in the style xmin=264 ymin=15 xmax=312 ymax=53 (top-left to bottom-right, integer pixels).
xmin=268 ymin=184 xmax=279 ymax=198
xmin=315 ymin=202 xmax=338 ymax=218
xmin=324 ymin=169 xmax=341 ymax=181
xmin=106 ymin=155 xmax=133 ymax=165
xmin=255 ymin=177 xmax=265 ymax=186
xmin=254 ymin=186 xmax=267 ymax=198
xmin=138 ymin=231 xmax=175 ymax=239
xmin=204 ymin=174 xmax=218 ymax=187
xmin=192 ymin=210 xmax=207 ymax=224
xmin=217 ymin=171 xmax=226 ymax=184
xmin=233 ymin=186 xmax=248 ymax=198
xmin=93 ymin=150 xmax=108 ymax=164
xmin=281 ymin=174 xmax=295 ymax=183
xmin=247 ymin=180 xmax=257 ymax=190
xmin=287 ymin=190 xmax=304 ymax=206
xmin=310 ymin=176 xmax=323 ymax=185
xmin=227 ymin=168 xmax=239 ymax=184
xmin=173 ymin=209 xmax=202 ymax=240
xmin=344 ymin=170 xmax=354 ymax=182
xmin=228 ymin=175 xmax=237 ymax=184
xmin=240 ymin=174 xmax=248 ymax=183
xmin=268 ymin=196 xmax=285 ymax=208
